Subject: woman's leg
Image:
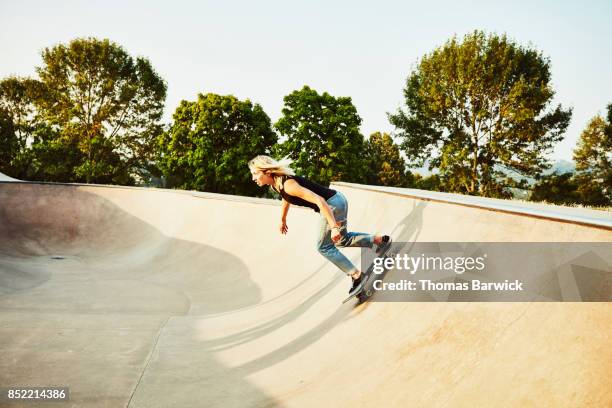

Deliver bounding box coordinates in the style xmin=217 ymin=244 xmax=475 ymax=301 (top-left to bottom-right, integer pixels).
xmin=316 ymin=214 xmax=359 ymax=276
xmin=315 ymin=191 xmax=375 ymax=276
xmin=329 ymin=192 xmax=375 ymax=249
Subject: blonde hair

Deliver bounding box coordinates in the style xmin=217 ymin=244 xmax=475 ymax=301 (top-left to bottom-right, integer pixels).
xmin=248 ymin=155 xmax=295 ymax=191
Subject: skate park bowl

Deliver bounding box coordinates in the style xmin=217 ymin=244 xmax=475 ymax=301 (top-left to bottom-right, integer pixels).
xmin=1 ymin=174 xmax=611 ymax=407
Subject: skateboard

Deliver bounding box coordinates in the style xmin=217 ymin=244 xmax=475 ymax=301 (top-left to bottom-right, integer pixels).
xmin=342 ymin=238 xmax=394 ymax=304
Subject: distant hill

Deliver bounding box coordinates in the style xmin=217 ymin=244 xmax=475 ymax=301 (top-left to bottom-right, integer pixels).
xmin=408 ymin=159 xmax=576 ymax=180
xmin=545 ymin=159 xmax=575 ymax=175
xmin=504 ymin=160 xmax=577 ymax=199
xmin=499 ymin=159 xmax=577 ymax=188
xmin=407 ymin=158 xmax=433 ymax=177
xmin=406 ymin=159 xmax=578 ymax=200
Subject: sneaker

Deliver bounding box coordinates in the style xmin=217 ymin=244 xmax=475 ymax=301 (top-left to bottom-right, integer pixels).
xmin=348 ymin=273 xmax=366 ymax=296
xmin=376 ymin=235 xmax=392 ymax=255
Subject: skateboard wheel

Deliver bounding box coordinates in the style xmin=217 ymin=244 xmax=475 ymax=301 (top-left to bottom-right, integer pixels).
xmin=365 ymin=288 xmax=373 ymax=297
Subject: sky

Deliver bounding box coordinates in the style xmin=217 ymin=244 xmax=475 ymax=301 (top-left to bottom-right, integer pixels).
xmin=1 ymin=0 xmax=611 ymax=163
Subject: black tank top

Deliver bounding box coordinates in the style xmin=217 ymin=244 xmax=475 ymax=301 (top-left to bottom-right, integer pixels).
xmin=274 ymin=175 xmax=337 ymax=212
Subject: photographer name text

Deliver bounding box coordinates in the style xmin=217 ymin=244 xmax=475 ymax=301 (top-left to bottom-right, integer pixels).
xmin=373 ymin=279 xmax=524 ymax=292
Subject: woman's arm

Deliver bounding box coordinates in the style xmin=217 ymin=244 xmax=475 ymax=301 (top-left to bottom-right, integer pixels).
xmin=283 ymin=179 xmax=339 ymax=230
xmin=279 ymin=199 xmax=290 ymax=234
xmin=280 ymin=198 xmax=290 ymax=221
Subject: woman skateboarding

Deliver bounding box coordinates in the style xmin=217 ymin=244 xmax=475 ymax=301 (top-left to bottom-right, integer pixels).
xmin=249 ymin=155 xmax=391 ymax=297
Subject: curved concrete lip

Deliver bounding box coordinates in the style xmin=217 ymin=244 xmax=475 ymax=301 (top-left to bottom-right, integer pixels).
xmin=0 ymin=181 xmax=611 ymax=407
xmin=334 ymin=182 xmax=612 ymax=230
xmin=0 ymin=171 xmax=19 ymax=182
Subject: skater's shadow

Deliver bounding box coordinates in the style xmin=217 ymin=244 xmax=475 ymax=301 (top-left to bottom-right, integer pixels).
xmin=211 ymin=196 xmax=429 ymax=375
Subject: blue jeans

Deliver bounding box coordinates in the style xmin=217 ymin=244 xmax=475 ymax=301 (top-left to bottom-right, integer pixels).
xmin=316 ymin=191 xmax=374 ymax=276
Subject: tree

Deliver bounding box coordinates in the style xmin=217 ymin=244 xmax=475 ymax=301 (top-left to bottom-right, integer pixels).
xmin=274 ymin=86 xmax=368 ymax=186
xmin=0 ymin=77 xmax=40 ymax=144
xmin=530 ymin=172 xmax=580 ymax=205
xmin=35 ymin=37 xmax=167 ymax=184
xmin=0 ymin=108 xmax=18 ymax=175
xmin=157 ymin=93 xmax=277 ymax=196
xmin=389 ymin=31 xmax=572 ymax=198
xmin=0 ymin=77 xmax=44 ymax=177
xmin=413 ymin=173 xmax=443 ymax=191
xmin=573 ymin=107 xmax=612 ymax=202
xmin=530 ymin=172 xmax=608 ymax=207
xmin=28 ymin=125 xmax=95 ymax=183
xmin=364 ymin=132 xmax=408 ymax=186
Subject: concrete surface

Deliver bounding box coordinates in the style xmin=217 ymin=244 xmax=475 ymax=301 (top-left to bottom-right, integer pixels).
xmin=0 ymin=172 xmax=18 ymax=182
xmin=0 ymin=180 xmax=611 ymax=407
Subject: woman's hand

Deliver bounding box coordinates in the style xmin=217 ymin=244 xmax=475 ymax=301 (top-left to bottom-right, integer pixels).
xmin=331 ymin=224 xmax=342 ymax=243
xmin=279 ymin=220 xmax=288 ymax=234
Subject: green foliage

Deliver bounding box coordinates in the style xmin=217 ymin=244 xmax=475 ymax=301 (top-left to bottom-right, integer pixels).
xmin=530 ymin=106 xmax=612 ymax=207
xmin=574 ymin=174 xmax=609 ymax=206
xmin=157 ymin=93 xmax=277 ymax=196
xmin=530 ymin=172 xmax=609 ymax=207
xmin=364 ymin=132 xmax=408 ymax=186
xmin=34 ymin=37 xmax=167 ymax=184
xmin=389 ymin=30 xmax=572 ymax=198
xmin=412 ymin=173 xmax=443 ymax=191
xmin=573 ymin=108 xmax=612 ymax=202
xmin=530 ymin=173 xmax=580 ymax=205
xmin=274 ymin=86 xmax=368 ymax=186
xmin=0 ymin=108 xmax=18 ymax=174
xmin=0 ymin=77 xmax=44 ymax=177
xmin=0 ymin=77 xmax=42 ymax=142
xmin=27 ymin=125 xmax=84 ymax=182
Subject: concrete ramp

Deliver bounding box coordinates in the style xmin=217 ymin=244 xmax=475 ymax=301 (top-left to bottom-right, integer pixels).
xmin=0 ymin=171 xmax=18 ymax=181
xmin=0 ymin=181 xmax=611 ymax=407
